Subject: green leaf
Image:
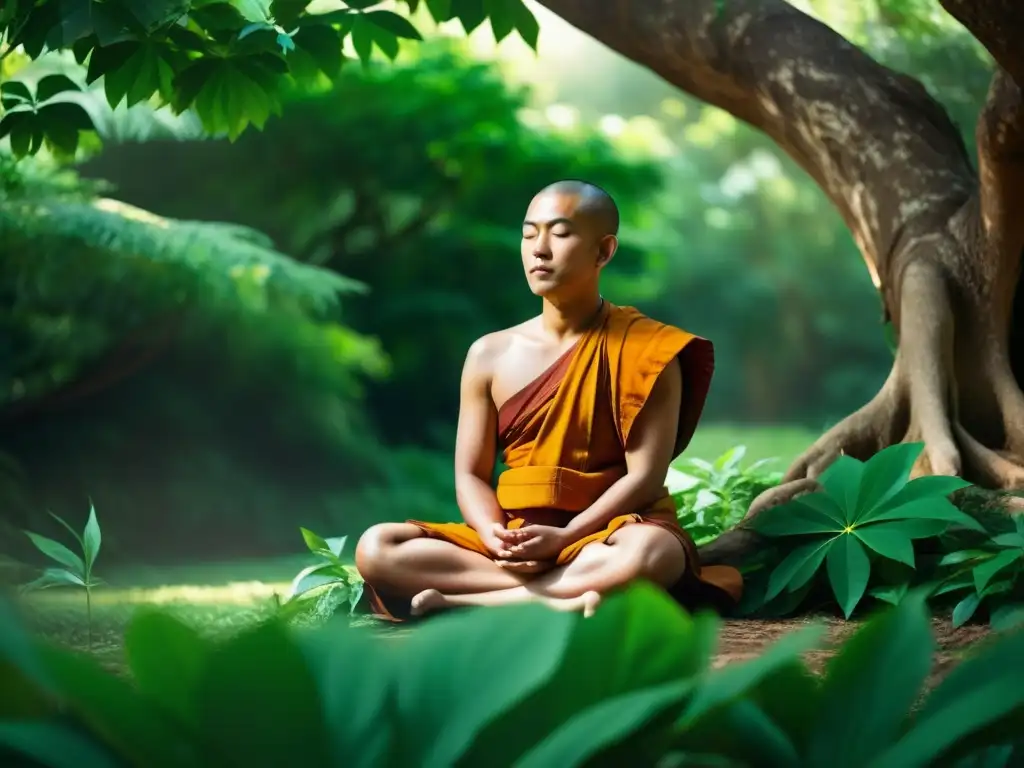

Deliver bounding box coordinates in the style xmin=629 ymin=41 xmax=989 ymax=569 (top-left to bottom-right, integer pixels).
xmin=749 ymin=495 xmax=845 ymax=537
xmin=853 ymin=522 xmax=916 ymax=566
xmin=287 ymin=562 xmax=347 ymax=598
xmin=35 ymin=74 xmax=81 ymax=103
xmin=125 ymin=611 xmax=210 ymax=728
xmin=868 ymin=497 xmax=986 ymax=531
xmin=0 ymin=721 xmax=120 ymax=768
xmin=973 ymin=549 xmax=1023 ymax=593
xmin=516 ymin=679 xmax=693 ymax=768
xmin=818 ymin=454 xmax=864 ymax=516
xmin=199 ymin=619 xmax=330 ymax=764
xmin=364 ymin=9 xmax=422 ymax=39
xmin=804 ymin=590 xmax=933 ymax=767
xmin=827 ymin=533 xmax=871 ymax=618
xmin=270 ymin=0 xmax=311 ymax=27
xmin=38 ymin=643 xmax=200 ymax=767
xmin=0 ymin=81 xmax=33 ymax=109
xmin=292 ymin=23 xmax=343 ymax=76
xmin=451 ymin=0 xmax=486 ymax=33
xmin=939 ymin=548 xmax=992 ymax=566
xmin=682 ymin=624 xmax=824 ymax=725
xmin=425 ymin=0 xmax=454 ymax=22
xmin=952 ymin=591 xmax=981 ymax=628
xmin=102 ymin=41 xmax=172 ymax=108
xmin=82 ymin=502 xmax=102 ymax=575
xmin=870 ymin=582 xmax=909 ymax=605
xmin=192 ymin=59 xmax=276 ymax=139
xmin=873 ymin=624 xmax=1024 ymax=767
xmin=764 ymin=537 xmax=835 ymax=601
xmin=990 ymin=604 xmax=1024 ymax=632
xmin=507 ymin=0 xmax=538 ymax=47
xmin=349 ymin=15 xmax=375 ymax=65
xmin=460 ymin=584 xmax=710 ymax=766
xmin=86 ymin=41 xmax=137 ymax=85
xmin=854 ymin=442 xmax=924 ymax=517
xmin=485 ymin=0 xmax=514 ymax=42
xmin=20 ymin=568 xmax=87 ymax=592
xmin=992 ymin=531 xmax=1024 ymax=548
xmin=23 ymin=531 xmax=84 ymax=575
xmin=882 ymin=474 xmax=972 ymax=510
xmin=300 ymin=527 xmax=335 ymax=557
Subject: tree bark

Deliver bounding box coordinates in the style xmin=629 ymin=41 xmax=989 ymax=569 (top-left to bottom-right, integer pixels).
xmin=535 ymin=0 xmax=1024 ymax=562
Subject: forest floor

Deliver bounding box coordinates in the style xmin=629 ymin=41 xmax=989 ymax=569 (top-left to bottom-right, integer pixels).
xmin=13 ymin=570 xmax=990 ymax=691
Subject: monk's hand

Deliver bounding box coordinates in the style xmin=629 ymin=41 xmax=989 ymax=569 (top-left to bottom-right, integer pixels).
xmin=502 ymin=524 xmax=568 ymax=561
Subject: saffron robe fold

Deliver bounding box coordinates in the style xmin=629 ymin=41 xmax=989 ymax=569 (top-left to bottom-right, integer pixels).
xmin=367 ymin=302 xmax=743 ymax=620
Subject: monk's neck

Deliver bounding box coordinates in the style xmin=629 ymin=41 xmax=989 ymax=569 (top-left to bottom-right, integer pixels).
xmin=540 ymin=294 xmax=605 ymax=339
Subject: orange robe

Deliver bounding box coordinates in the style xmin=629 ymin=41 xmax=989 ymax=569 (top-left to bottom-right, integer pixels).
xmin=367 ymin=302 xmax=742 ymax=620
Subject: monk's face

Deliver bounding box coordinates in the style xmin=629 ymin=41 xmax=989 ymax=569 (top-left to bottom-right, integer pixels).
xmin=521 ymin=192 xmax=616 ymax=297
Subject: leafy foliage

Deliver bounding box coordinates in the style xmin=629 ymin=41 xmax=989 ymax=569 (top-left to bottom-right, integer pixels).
xmin=0 ymin=0 xmax=539 ymax=149
xmin=935 ymin=515 xmax=1024 ymax=629
xmin=3 ymin=584 xmax=1024 ymax=766
xmin=281 ymin=527 xmax=364 ymax=620
xmin=669 ymin=445 xmax=782 ymax=546
xmin=749 ymin=443 xmax=980 ymax=618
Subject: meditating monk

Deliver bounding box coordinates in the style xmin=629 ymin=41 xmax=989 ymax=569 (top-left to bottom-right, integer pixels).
xmin=355 ymin=180 xmax=742 ymax=620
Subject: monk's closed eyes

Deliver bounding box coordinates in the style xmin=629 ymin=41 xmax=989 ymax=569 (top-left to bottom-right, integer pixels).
xmin=355 ymin=180 xmax=743 ymax=620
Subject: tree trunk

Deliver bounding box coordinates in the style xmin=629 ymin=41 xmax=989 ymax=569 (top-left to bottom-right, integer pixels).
xmin=536 ymin=0 xmax=1024 ymax=562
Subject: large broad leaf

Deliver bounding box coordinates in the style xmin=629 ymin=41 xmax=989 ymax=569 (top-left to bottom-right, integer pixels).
xmin=866 ymin=497 xmax=986 ymax=531
xmin=23 ymin=531 xmax=84 ymax=575
xmin=826 ymin=534 xmax=871 ymax=618
xmin=124 ymin=611 xmax=210 ymax=729
xmin=37 ymin=643 xmax=199 ymax=767
xmin=675 ymin=628 xmax=824 ymax=765
xmin=973 ymin=550 xmax=1024 ymax=593
xmin=853 ymin=522 xmax=916 ymax=567
xmin=764 ymin=537 xmax=834 ymax=601
xmin=681 ymin=624 xmax=825 ymax=725
xmin=0 ymin=599 xmax=55 ymax=718
xmin=804 ymin=590 xmax=933 ymax=766
xmin=392 ymin=601 xmax=576 ymax=768
xmin=459 ymin=584 xmax=710 ymax=767
xmin=197 ymin=619 xmax=330 ymax=765
xmin=818 ymin=454 xmax=865 ymax=517
xmin=297 ymin=618 xmax=397 ymax=768
xmin=853 ymin=442 xmax=924 ymax=518
xmin=0 ymin=721 xmax=120 ymax=768
xmin=872 ymin=623 xmax=1024 ymax=767
xmin=515 ymin=679 xmax=694 ymax=768
xmin=860 ymin=517 xmax=952 ymax=540
xmin=750 ymin=496 xmax=845 ymax=537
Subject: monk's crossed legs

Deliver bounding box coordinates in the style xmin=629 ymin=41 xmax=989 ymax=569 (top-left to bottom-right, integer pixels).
xmin=356 ymin=522 xmax=689 ymax=617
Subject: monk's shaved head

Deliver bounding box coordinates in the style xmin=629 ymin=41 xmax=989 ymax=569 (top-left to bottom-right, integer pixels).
xmin=535 ymin=179 xmax=620 ymax=236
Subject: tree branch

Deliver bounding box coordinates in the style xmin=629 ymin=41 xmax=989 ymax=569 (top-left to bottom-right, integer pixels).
xmin=535 ymin=0 xmax=976 ymax=314
xmin=939 ymin=1 xmax=1024 ymax=87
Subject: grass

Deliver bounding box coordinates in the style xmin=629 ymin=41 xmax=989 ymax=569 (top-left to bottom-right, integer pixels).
xmin=684 ymin=423 xmax=817 ymax=468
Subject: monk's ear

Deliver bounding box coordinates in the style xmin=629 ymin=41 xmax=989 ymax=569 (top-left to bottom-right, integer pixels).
xmin=596 ymin=234 xmax=618 ymax=268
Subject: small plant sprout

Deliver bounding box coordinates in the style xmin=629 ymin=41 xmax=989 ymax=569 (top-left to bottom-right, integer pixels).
xmin=21 ymin=501 xmax=104 ymax=650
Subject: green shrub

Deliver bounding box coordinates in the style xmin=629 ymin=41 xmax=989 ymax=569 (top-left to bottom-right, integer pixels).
xmin=670 ymin=445 xmax=782 ymax=546
xmin=3 ymin=584 xmax=1024 ymax=766
xmin=278 ymin=528 xmax=364 ymax=624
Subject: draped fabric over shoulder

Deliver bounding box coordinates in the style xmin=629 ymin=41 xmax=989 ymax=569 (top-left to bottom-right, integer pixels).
xmin=366 ymin=303 xmax=742 ymax=621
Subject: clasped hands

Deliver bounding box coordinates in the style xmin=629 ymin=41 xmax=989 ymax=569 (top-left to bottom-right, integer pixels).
xmin=484 ymin=522 xmax=568 ymax=575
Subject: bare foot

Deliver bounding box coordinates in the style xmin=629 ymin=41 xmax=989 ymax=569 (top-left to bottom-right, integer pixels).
xmin=582 ymin=590 xmax=601 ymax=618
xmin=410 ymin=588 xmax=449 ymax=617
xmin=541 ymin=590 xmax=602 ymax=616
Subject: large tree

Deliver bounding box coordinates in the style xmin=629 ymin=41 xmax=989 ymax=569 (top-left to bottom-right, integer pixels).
xmin=526 ymin=0 xmax=1024 ymax=558
xmin=3 ymin=1 xmax=1021 ymax=556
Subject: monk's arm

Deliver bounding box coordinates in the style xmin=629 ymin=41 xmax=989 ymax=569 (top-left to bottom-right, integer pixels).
xmin=562 ymin=358 xmax=683 ymax=543
xmin=453 ymin=339 xmax=507 ymax=549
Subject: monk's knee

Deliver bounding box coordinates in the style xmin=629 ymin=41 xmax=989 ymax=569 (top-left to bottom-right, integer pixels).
xmin=355 ymin=523 xmax=418 ymax=583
